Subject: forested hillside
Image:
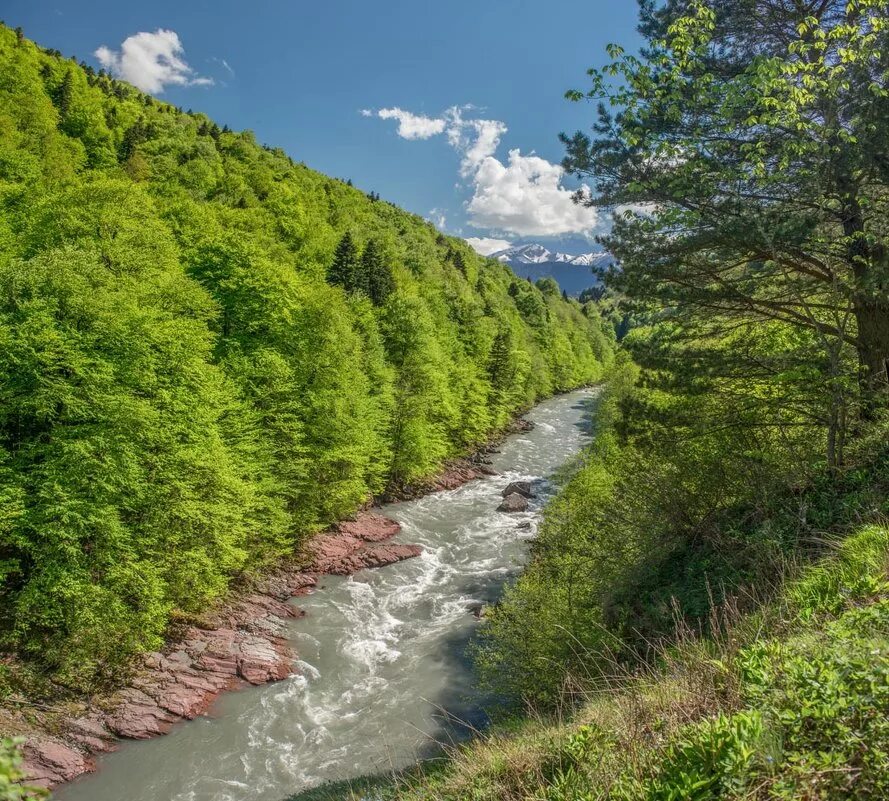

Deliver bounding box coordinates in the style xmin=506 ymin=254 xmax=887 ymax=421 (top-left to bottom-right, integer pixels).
xmin=0 ymin=23 xmax=611 ymax=690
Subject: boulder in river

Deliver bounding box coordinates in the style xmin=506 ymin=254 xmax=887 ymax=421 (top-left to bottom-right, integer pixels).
xmin=501 ymin=480 xmax=533 ymax=498
xmin=498 ymin=492 xmax=529 ymax=512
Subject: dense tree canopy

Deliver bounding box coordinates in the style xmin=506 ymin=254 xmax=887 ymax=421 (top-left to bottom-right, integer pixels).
xmin=563 ymin=0 xmax=889 ymax=467
xmin=0 ymin=24 xmax=611 ymax=686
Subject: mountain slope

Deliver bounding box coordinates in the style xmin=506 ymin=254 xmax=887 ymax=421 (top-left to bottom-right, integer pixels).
xmin=490 ymin=244 xmax=612 ymax=295
xmin=0 ymin=25 xmax=613 ymax=688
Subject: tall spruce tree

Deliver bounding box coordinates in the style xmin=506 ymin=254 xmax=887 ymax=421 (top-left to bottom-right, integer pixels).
xmin=362 ymin=239 xmax=394 ymax=306
xmin=328 ymin=230 xmax=359 ymax=291
xmin=56 ymin=69 xmax=74 ymax=120
xmin=452 ymin=250 xmax=466 ymax=275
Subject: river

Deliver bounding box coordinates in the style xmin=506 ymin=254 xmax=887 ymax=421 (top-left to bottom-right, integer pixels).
xmin=56 ymin=388 xmax=596 ymax=801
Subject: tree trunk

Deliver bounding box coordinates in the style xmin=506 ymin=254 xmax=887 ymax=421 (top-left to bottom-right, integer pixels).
xmin=839 ymin=182 xmax=889 ymax=403
xmin=854 ymin=298 xmax=889 ymax=398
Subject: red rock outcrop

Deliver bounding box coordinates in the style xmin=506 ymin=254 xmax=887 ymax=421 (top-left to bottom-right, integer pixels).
xmin=22 ymin=738 xmax=95 ymax=788
xmin=305 ymin=512 xmax=422 ymax=574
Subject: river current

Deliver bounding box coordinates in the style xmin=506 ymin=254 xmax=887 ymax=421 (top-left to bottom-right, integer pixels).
xmin=56 ymin=388 xmax=596 ymax=801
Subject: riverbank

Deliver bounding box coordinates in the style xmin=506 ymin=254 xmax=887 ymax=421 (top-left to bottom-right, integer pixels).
xmin=327 ymin=523 xmax=889 ymax=801
xmin=4 ymin=416 xmax=536 ymax=790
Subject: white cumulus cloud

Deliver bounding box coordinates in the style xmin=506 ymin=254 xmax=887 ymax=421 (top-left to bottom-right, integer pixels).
xmin=95 ymin=29 xmax=212 ymax=94
xmin=465 ymin=237 xmax=513 ymax=256
xmin=444 ymin=108 xmax=508 ymax=175
xmin=367 ymin=104 xmax=599 ymax=238
xmin=467 ymin=150 xmax=597 ymax=237
xmin=377 ymin=108 xmax=447 ymax=139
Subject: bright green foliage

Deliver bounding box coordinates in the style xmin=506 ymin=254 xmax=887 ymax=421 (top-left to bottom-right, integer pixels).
xmin=620 ymin=712 xmax=766 ymax=801
xmin=0 ymin=25 xmax=610 ymax=686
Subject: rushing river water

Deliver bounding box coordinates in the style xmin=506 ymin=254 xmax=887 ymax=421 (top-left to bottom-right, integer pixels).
xmin=56 ymin=389 xmax=596 ymax=801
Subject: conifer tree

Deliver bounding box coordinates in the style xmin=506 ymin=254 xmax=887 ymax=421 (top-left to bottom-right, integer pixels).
xmin=119 ymin=118 xmax=149 ymax=161
xmin=362 ymin=239 xmax=394 ymax=306
xmin=564 ymin=0 xmax=889 ymax=414
xmin=56 ymin=69 xmax=74 ymax=120
xmin=487 ymin=327 xmax=514 ymax=392
xmin=328 ymin=231 xmax=359 ymax=291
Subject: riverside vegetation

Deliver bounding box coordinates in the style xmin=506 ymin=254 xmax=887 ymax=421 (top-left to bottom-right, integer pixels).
xmin=295 ymin=2 xmax=889 ymax=800
xmin=0 ymin=17 xmax=613 ymax=750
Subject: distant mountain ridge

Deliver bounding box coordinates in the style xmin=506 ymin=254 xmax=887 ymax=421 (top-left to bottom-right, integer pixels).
xmin=490 ymin=244 xmax=612 ymax=295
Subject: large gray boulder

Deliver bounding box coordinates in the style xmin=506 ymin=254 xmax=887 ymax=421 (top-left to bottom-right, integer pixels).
xmin=502 ymin=480 xmax=533 ymax=498
xmin=498 ymin=492 xmax=529 ymax=513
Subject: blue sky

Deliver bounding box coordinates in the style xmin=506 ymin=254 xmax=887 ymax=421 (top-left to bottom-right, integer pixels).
xmin=5 ymin=1 xmax=642 ymax=254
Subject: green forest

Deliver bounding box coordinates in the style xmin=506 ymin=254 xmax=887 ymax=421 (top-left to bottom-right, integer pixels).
xmin=0 ymin=20 xmax=611 ymax=697
xmin=4 ymin=0 xmax=889 ymax=798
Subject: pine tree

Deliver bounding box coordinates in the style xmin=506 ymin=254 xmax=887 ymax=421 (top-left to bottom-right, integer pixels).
xmin=453 ymin=250 xmax=466 ymax=275
xmin=487 ymin=327 xmax=513 ymax=391
xmin=56 ymin=69 xmax=74 ymax=120
xmin=119 ymin=118 xmax=150 ymax=161
xmin=328 ymin=231 xmax=359 ymax=291
xmin=362 ymin=239 xmax=394 ymax=306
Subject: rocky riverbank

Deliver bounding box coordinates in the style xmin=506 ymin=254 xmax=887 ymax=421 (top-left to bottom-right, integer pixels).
xmin=10 ymin=512 xmax=425 ymax=789
xmin=9 ymin=421 xmax=534 ymax=790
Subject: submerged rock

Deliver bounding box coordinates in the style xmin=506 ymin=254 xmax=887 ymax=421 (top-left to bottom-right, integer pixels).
xmin=502 ymin=480 xmax=533 ymax=498
xmin=498 ymin=492 xmax=529 ymax=512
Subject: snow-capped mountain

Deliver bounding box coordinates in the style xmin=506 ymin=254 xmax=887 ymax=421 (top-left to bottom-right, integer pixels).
xmin=490 ymin=243 xmax=611 ymax=269
xmin=489 ymin=243 xmax=612 ymax=295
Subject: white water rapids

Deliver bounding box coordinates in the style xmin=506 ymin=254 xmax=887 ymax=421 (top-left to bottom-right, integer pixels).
xmin=56 ymin=389 xmax=596 ymax=801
